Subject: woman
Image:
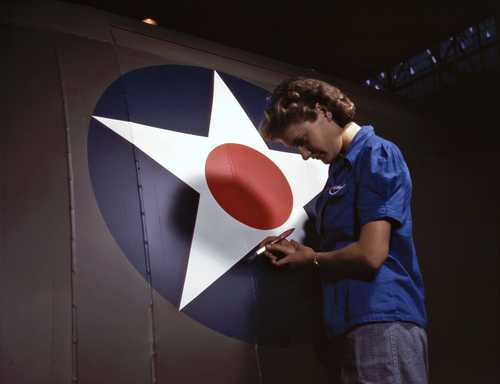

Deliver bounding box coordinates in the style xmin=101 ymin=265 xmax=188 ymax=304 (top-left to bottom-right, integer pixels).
xmin=259 ymin=77 xmax=429 ymax=383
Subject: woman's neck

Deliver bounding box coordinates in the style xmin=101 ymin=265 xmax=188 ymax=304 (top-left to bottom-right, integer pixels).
xmin=341 ymin=122 xmax=362 ymax=154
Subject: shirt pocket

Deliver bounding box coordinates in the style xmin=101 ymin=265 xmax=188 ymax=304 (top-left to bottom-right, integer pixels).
xmin=320 ymin=183 xmax=355 ymax=239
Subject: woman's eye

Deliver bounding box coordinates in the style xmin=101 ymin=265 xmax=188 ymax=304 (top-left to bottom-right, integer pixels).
xmin=294 ymin=137 xmax=306 ymax=147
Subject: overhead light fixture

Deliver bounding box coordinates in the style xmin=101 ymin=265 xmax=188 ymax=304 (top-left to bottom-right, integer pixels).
xmin=142 ymin=18 xmax=158 ymax=26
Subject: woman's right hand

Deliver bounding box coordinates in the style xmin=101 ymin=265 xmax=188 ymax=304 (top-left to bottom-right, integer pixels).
xmin=260 ymin=238 xmax=297 ymax=264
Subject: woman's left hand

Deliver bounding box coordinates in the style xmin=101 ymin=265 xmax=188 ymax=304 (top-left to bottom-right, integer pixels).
xmin=263 ymin=239 xmax=316 ymax=268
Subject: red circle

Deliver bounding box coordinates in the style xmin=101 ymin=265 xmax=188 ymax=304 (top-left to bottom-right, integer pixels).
xmin=205 ymin=144 xmax=293 ymax=229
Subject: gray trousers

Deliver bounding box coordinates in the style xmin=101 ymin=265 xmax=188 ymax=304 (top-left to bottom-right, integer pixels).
xmin=325 ymin=321 xmax=429 ymax=384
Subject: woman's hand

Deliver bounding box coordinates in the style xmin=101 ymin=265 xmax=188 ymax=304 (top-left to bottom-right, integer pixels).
xmin=263 ymin=239 xmax=316 ymax=268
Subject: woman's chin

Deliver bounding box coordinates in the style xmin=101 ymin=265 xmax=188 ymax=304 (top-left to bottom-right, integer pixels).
xmin=320 ymin=154 xmax=332 ymax=163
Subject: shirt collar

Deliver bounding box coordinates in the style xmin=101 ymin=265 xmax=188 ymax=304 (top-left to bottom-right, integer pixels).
xmin=344 ymin=125 xmax=375 ymax=165
xmin=329 ymin=125 xmax=375 ymax=175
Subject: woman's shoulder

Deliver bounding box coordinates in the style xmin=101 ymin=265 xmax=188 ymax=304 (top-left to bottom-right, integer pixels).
xmin=359 ymin=133 xmax=405 ymax=162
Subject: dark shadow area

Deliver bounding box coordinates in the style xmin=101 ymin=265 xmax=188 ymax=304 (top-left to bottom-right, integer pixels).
xmin=406 ymin=66 xmax=500 ymax=383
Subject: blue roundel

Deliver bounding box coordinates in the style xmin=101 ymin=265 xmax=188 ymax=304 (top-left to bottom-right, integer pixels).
xmin=88 ymin=65 xmax=320 ymax=345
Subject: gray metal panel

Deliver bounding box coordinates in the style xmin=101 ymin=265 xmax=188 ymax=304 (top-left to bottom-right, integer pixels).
xmin=111 ymin=27 xmax=290 ymax=88
xmin=154 ymin=292 xmax=261 ymax=383
xmin=258 ymin=344 xmax=328 ymax=384
xmin=1 ymin=25 xmax=72 ymax=384
xmin=115 ymin=46 xmax=262 ymax=384
xmin=56 ymin=33 xmax=152 ymax=383
xmin=9 ymin=0 xmax=111 ymax=43
xmin=114 ymin=45 xmax=173 ymax=72
xmin=0 ymin=21 xmax=9 ymax=383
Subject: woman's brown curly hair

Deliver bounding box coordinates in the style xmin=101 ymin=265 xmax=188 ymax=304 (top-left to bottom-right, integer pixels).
xmin=259 ymin=77 xmax=356 ymax=139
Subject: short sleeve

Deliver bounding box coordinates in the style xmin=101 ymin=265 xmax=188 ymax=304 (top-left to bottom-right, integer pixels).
xmin=356 ymin=142 xmax=411 ymax=227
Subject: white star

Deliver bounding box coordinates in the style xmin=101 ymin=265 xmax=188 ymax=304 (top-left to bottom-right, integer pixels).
xmin=93 ymin=71 xmax=328 ymax=310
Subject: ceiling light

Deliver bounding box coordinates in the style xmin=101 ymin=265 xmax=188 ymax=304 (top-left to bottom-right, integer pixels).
xmin=142 ymin=18 xmax=158 ymax=26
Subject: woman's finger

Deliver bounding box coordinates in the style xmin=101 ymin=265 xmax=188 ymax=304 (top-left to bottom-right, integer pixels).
xmin=275 ymin=255 xmax=291 ymax=267
xmin=266 ymin=243 xmax=292 ymax=254
xmin=258 ymin=236 xmax=278 ymax=247
xmin=263 ymin=250 xmax=278 ymax=263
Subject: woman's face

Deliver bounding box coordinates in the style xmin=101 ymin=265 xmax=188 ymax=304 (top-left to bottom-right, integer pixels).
xmin=276 ymin=110 xmax=344 ymax=164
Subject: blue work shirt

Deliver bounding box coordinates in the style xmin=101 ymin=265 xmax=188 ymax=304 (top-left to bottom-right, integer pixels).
xmin=310 ymin=125 xmax=427 ymax=336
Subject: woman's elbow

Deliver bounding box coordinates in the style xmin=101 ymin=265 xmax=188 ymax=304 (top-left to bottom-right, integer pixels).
xmin=363 ymin=249 xmax=389 ymax=271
